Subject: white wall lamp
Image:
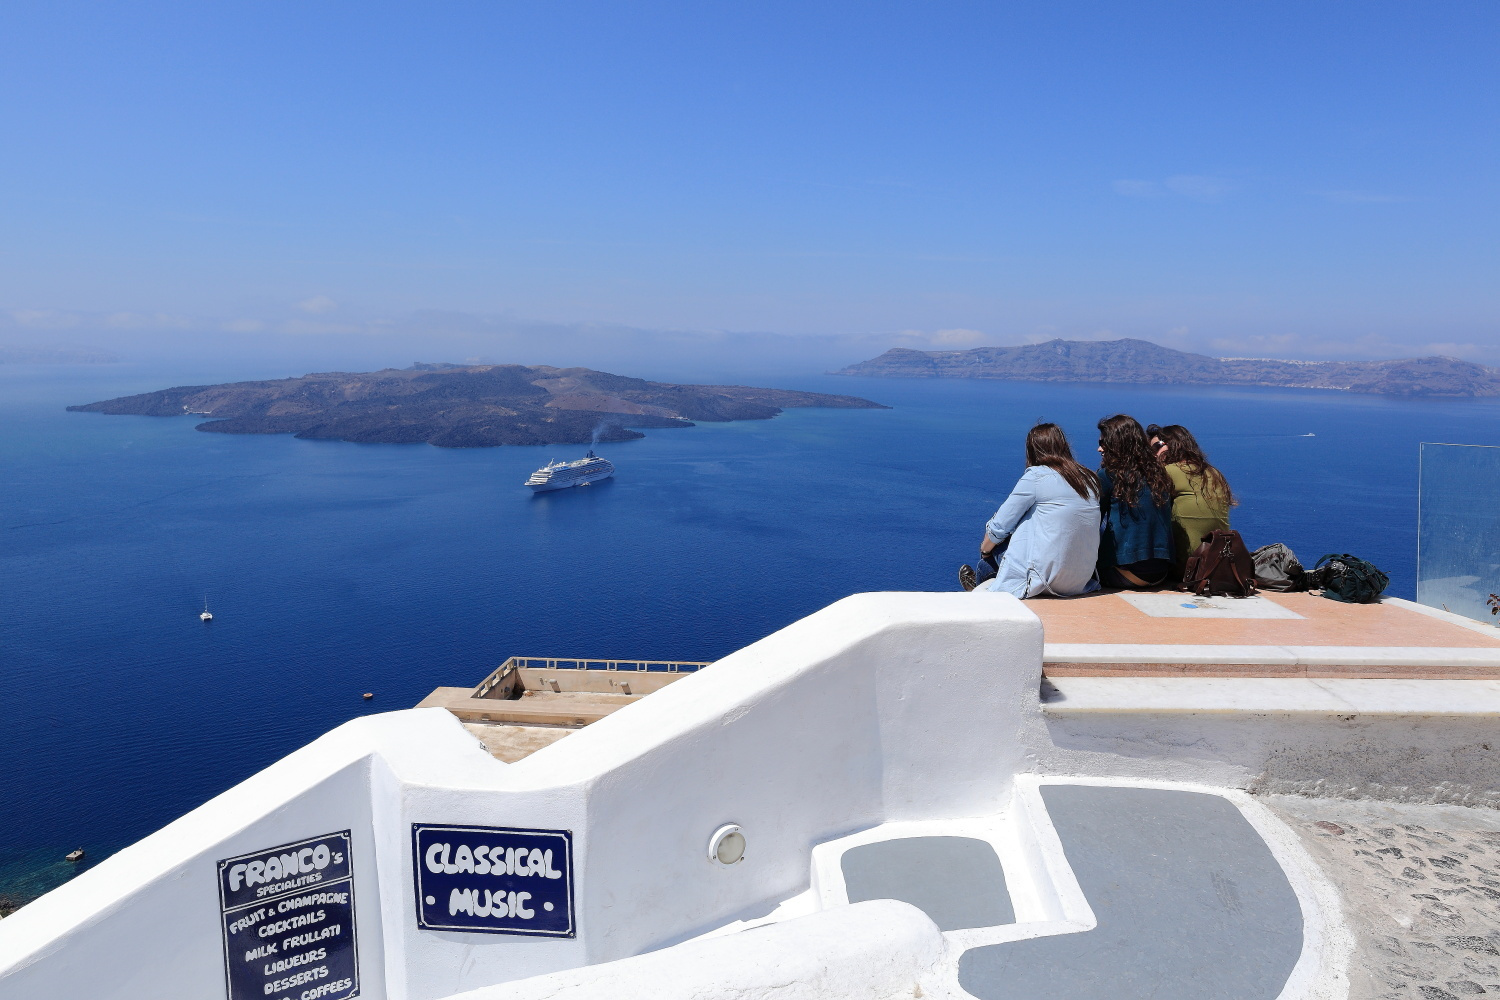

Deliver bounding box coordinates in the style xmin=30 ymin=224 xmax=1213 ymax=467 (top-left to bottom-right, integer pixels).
xmin=708 ymin=824 xmax=746 ymax=866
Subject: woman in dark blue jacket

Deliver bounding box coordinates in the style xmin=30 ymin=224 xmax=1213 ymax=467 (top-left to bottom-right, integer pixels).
xmin=1095 ymin=414 xmax=1175 ymax=588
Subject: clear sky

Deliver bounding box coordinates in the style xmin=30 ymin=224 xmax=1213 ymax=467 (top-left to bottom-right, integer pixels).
xmin=1 ymin=1 xmax=1496 ymax=375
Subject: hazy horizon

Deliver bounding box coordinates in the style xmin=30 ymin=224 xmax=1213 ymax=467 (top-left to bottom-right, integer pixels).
xmin=2 ymin=1 xmax=1496 ymax=376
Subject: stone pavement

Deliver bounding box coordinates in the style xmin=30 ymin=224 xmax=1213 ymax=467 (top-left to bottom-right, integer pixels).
xmin=1266 ymin=795 xmax=1500 ymax=1000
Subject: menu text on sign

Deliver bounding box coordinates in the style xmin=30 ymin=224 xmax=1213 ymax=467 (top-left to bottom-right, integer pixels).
xmin=217 ymin=831 xmax=359 ymax=1000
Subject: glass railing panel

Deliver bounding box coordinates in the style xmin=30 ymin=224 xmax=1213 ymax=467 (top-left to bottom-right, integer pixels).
xmin=1416 ymin=442 xmax=1500 ymax=626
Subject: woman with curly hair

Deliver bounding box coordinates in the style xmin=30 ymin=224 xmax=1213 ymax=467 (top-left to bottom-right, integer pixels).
xmin=1146 ymin=423 xmax=1235 ymax=576
xmin=1095 ymin=414 xmax=1175 ymax=588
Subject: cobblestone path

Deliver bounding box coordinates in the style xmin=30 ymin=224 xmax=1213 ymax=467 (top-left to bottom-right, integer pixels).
xmin=1267 ymin=796 xmax=1500 ymax=1000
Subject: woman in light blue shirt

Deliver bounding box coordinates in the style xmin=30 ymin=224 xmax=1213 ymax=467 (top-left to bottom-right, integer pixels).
xmin=959 ymin=423 xmax=1103 ymax=598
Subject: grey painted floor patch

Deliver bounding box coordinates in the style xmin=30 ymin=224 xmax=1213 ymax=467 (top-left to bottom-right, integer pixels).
xmin=959 ymin=785 xmax=1303 ymax=1000
xmin=841 ymin=836 xmax=1014 ymax=931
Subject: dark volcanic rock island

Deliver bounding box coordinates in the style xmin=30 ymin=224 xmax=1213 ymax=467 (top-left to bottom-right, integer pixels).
xmin=69 ymin=363 xmax=889 ymax=447
xmin=838 ymin=338 xmax=1500 ymax=397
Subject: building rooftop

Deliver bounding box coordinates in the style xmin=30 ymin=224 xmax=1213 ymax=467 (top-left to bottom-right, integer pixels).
xmin=416 ymin=656 xmax=707 ymax=761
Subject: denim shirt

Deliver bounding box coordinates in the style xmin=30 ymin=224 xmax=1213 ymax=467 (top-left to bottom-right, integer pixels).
xmin=1097 ymin=467 xmax=1175 ymax=569
xmin=982 ymin=465 xmax=1102 ymax=598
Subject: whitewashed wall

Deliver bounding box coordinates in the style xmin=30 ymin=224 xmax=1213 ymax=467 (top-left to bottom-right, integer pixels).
xmin=0 ymin=592 xmax=1042 ymax=1000
xmin=446 ymin=900 xmax=947 ymax=1000
xmin=0 ymin=721 xmax=406 ymax=1000
xmin=10 ymin=584 xmax=1468 ymax=1000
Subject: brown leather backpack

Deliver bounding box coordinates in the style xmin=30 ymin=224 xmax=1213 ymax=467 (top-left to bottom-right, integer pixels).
xmin=1182 ymin=529 xmax=1258 ymax=598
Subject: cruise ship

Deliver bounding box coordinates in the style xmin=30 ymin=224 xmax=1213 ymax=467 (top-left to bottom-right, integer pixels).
xmin=525 ymin=450 xmax=614 ymax=492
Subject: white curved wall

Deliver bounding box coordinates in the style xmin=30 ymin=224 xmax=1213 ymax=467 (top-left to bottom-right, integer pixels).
xmin=447 ymin=900 xmax=946 ymax=1000
xmin=0 ymin=592 xmax=1043 ymax=1000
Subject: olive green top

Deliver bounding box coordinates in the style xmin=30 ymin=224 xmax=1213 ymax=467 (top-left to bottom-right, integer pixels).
xmin=1165 ymin=463 xmax=1231 ymax=571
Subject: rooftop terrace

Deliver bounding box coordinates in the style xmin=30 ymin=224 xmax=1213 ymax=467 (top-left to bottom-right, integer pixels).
xmin=1033 ymin=591 xmax=1500 ymax=678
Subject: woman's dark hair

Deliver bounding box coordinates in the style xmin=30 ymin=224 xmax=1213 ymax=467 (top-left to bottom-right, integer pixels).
xmin=1155 ymin=424 xmax=1236 ymax=507
xmin=1025 ymin=423 xmax=1098 ymax=501
xmin=1097 ymin=414 xmax=1173 ymax=508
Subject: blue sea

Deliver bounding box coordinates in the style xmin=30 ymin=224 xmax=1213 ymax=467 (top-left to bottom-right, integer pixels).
xmin=4 ymin=362 xmax=1499 ymax=904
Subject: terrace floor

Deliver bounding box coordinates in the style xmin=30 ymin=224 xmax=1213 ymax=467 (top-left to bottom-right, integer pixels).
xmin=1028 ymin=592 xmax=1500 ymax=678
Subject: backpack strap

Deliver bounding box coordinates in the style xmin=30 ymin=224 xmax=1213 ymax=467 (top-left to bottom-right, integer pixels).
xmin=1228 ymin=554 xmax=1255 ymax=595
xmin=1222 ymin=534 xmax=1256 ymax=596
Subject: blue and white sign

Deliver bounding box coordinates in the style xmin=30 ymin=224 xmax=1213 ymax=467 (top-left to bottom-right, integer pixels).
xmin=217 ymin=830 xmax=359 ymax=1000
xmin=411 ymin=824 xmax=574 ymax=937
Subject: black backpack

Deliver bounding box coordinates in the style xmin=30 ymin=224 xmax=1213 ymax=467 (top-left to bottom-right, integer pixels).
xmin=1183 ymin=529 xmax=1257 ymax=598
xmin=1252 ymin=543 xmax=1307 ymax=592
xmin=1310 ymin=553 xmax=1389 ymax=604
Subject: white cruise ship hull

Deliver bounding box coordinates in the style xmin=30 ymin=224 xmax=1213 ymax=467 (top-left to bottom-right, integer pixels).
xmin=526 ymin=451 xmax=616 ymax=492
xmin=528 ymin=467 xmax=614 ymax=492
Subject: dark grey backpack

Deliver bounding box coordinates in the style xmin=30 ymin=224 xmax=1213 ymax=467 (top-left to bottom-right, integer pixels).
xmin=1311 ymin=553 xmax=1389 ymax=604
xmin=1252 ymin=543 xmax=1307 ymax=592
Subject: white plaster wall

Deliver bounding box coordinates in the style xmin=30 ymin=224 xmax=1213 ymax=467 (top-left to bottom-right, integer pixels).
xmin=563 ymin=591 xmax=1040 ymax=962
xmin=445 ymin=900 xmax=946 ymax=1000
xmin=0 ymin=592 xmax=1042 ymax=1000
xmin=0 ymin=717 xmax=414 ymax=1000
xmin=378 ymin=592 xmax=1042 ymax=997
xmin=14 ymin=584 xmax=1476 ymax=1000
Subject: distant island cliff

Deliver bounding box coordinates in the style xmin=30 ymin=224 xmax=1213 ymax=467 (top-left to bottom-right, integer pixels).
xmin=68 ymin=363 xmax=889 ymax=447
xmin=836 ymin=338 xmax=1500 ymax=397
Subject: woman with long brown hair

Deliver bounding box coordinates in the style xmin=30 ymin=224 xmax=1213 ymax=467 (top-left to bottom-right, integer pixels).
xmin=1146 ymin=423 xmax=1235 ymax=575
xmin=1096 ymin=414 xmax=1174 ymax=588
xmin=959 ymin=423 xmax=1102 ymax=597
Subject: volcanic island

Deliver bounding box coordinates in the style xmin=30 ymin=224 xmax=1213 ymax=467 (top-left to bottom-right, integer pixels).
xmin=68 ymin=363 xmax=889 ymax=447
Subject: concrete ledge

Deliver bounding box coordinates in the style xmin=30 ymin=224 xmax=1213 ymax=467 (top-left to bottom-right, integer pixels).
xmin=1042 ymin=676 xmax=1500 ymax=715
xmin=1387 ymin=596 xmax=1500 ymax=638
xmin=1044 ymin=643 xmax=1500 ymax=679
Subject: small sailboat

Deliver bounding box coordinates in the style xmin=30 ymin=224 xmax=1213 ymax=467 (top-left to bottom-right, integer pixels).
xmin=200 ymin=600 xmax=213 ymax=622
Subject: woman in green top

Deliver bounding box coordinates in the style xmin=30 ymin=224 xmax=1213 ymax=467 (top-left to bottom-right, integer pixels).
xmin=1147 ymin=424 xmax=1235 ymax=575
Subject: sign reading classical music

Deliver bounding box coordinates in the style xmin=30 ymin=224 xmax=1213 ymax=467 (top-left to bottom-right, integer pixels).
xmin=217 ymin=830 xmax=360 ymax=1000
xmin=411 ymin=824 xmax=574 ymax=937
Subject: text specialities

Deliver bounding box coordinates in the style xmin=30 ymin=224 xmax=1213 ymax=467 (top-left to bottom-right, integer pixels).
xmin=217 ymin=831 xmax=359 ymax=1000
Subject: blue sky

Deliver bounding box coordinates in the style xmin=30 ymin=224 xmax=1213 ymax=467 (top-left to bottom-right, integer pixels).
xmin=1 ymin=1 xmax=1496 ymax=374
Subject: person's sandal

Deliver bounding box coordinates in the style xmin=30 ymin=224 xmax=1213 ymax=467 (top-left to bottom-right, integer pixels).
xmin=958 ymin=564 xmax=977 ymax=592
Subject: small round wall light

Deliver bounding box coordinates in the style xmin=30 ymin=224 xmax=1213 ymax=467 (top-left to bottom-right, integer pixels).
xmin=708 ymin=824 xmax=746 ymax=866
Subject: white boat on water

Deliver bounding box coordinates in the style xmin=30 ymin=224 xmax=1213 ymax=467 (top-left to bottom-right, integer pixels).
xmin=200 ymin=600 xmax=213 ymax=622
xmin=526 ymin=450 xmax=614 ymax=492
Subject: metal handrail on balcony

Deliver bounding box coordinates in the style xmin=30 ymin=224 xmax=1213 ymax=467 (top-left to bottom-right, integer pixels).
xmin=474 ymin=656 xmax=712 ymax=698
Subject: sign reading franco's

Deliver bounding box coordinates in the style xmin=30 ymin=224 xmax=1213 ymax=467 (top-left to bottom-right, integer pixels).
xmin=411 ymin=825 xmax=575 ymax=937
xmin=217 ymin=831 xmax=359 ymax=1000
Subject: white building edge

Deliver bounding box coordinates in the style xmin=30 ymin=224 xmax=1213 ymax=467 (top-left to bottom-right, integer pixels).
xmin=14 ymin=590 xmax=1500 ymax=1000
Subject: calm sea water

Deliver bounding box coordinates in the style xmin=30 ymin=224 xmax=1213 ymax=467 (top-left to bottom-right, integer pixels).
xmin=4 ymin=363 xmax=1499 ymax=903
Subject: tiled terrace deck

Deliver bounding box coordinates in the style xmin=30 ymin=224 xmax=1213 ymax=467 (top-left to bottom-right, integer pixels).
xmin=1030 ymin=592 xmax=1500 ymax=679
